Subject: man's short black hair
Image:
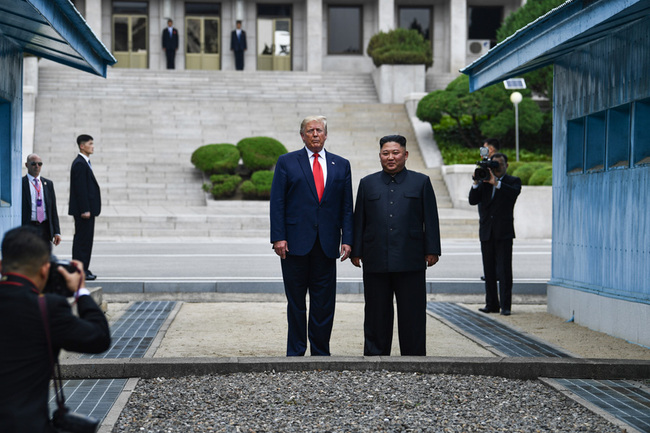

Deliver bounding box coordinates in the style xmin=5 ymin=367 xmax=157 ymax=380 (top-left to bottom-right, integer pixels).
xmin=76 ymin=134 xmax=93 ymax=147
xmin=484 ymin=138 xmax=500 ymax=150
xmin=1 ymin=226 xmax=50 ymax=274
xmin=379 ymin=134 xmax=407 ymax=148
xmin=492 ymin=152 xmax=508 ymax=165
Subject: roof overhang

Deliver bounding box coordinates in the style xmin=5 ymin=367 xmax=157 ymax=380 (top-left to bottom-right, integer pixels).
xmin=461 ymin=0 xmax=650 ymax=92
xmin=0 ymin=0 xmax=116 ymax=77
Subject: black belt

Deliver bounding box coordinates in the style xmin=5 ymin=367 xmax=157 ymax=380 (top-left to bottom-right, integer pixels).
xmin=30 ymin=220 xmax=48 ymax=226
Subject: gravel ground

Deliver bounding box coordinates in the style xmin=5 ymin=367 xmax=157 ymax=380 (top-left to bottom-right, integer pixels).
xmin=112 ymin=370 xmax=623 ymax=432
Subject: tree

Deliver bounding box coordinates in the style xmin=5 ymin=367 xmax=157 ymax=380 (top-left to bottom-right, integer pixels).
xmin=496 ymin=0 xmax=566 ymax=99
xmin=416 ymin=75 xmax=544 ymax=149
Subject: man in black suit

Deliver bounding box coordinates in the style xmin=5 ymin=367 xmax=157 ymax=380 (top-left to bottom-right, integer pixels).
xmin=270 ymin=115 xmax=354 ymax=356
xmin=162 ymin=19 xmax=179 ymax=69
xmin=0 ymin=226 xmax=110 ymax=432
xmin=351 ymin=135 xmax=441 ymax=356
xmin=230 ymin=20 xmax=247 ymax=70
xmin=22 ymin=153 xmax=62 ymax=246
xmin=469 ymin=152 xmax=521 ymax=316
xmin=68 ymin=134 xmax=101 ymax=280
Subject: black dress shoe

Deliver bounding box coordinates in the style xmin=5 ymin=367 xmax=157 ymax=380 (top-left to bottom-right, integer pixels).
xmin=85 ymin=272 xmax=97 ymax=281
xmin=500 ymin=310 xmax=511 ymax=316
xmin=478 ymin=307 xmax=499 ymax=313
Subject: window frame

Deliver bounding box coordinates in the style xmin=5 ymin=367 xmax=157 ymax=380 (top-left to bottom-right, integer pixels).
xmin=327 ymin=5 xmax=363 ymax=55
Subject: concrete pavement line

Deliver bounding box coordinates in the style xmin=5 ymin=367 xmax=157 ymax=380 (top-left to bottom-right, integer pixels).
xmin=60 ymin=357 xmax=650 ymax=381
xmin=97 ymin=377 xmax=140 ymax=433
xmin=539 ymin=378 xmax=645 ymax=433
xmin=143 ymin=301 xmax=183 ymax=358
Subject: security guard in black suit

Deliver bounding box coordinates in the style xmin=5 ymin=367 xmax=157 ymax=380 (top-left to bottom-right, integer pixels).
xmin=351 ymin=135 xmax=441 ymax=356
xmin=21 ymin=153 xmax=62 ymax=246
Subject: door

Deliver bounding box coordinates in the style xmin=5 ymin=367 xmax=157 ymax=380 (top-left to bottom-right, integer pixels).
xmin=113 ymin=14 xmax=148 ymax=68
xmin=257 ymin=18 xmax=291 ymax=71
xmin=186 ymin=16 xmax=220 ymax=70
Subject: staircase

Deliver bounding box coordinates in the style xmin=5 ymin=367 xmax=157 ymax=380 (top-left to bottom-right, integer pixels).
xmin=34 ymin=61 xmax=476 ymax=239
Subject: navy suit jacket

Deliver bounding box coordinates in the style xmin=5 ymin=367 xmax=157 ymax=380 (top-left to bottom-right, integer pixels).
xmin=231 ymin=30 xmax=247 ymax=52
xmin=162 ymin=27 xmax=179 ymax=50
xmin=68 ymin=155 xmax=101 ymax=217
xmin=352 ymin=169 xmax=441 ymax=273
xmin=0 ymin=273 xmax=110 ymax=432
xmin=270 ymin=148 xmax=353 ymax=259
xmin=21 ymin=175 xmax=61 ymax=238
xmin=469 ymin=174 xmax=521 ymax=241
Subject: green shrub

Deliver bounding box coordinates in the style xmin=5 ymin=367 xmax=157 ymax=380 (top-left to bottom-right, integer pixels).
xmin=506 ymin=161 xmax=525 ymax=176
xmin=512 ymin=162 xmax=548 ymax=185
xmin=205 ymin=174 xmax=242 ymax=199
xmin=191 ymin=143 xmax=240 ymax=174
xmin=367 ymin=28 xmax=433 ymax=68
xmin=237 ymin=137 xmax=287 ymax=171
xmin=241 ymin=170 xmax=274 ymax=200
xmin=528 ymin=166 xmax=553 ymax=185
xmin=543 ymin=175 xmax=553 ymax=186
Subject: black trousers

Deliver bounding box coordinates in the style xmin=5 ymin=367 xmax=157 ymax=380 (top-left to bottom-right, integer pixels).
xmin=234 ymin=50 xmax=244 ymax=70
xmin=280 ymin=237 xmax=336 ymax=356
xmin=480 ymin=238 xmax=513 ymax=312
xmin=29 ymin=220 xmax=52 ymax=246
xmin=363 ymin=270 xmax=427 ymax=356
xmin=72 ymin=216 xmax=95 ymax=272
xmin=165 ymin=49 xmax=175 ymax=69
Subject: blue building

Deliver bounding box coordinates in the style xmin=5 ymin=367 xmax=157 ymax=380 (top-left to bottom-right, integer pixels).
xmin=0 ymin=0 xmax=115 ymax=235
xmin=462 ymin=0 xmax=650 ymax=346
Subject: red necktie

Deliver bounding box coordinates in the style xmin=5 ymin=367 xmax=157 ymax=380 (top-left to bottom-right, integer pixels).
xmin=313 ymin=153 xmax=324 ymax=202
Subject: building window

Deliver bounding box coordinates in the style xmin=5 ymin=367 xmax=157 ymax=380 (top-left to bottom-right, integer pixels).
xmin=112 ymin=1 xmax=148 ymax=14
xmin=399 ymin=7 xmax=431 ymax=40
xmin=607 ymin=104 xmax=630 ymax=169
xmin=585 ymin=111 xmax=606 ymax=172
xmin=185 ymin=2 xmax=220 ymax=15
xmin=0 ymin=99 xmax=11 ymax=206
xmin=328 ymin=6 xmax=362 ymax=55
xmin=633 ymin=98 xmax=650 ymax=166
xmin=467 ymin=6 xmax=503 ymax=45
xmin=567 ymin=118 xmax=584 ymax=174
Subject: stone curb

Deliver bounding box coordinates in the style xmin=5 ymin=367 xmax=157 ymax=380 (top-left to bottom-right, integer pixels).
xmin=61 ymin=357 xmax=650 ymax=381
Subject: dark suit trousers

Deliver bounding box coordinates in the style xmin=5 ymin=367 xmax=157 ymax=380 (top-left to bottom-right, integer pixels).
xmin=28 ymin=221 xmax=52 ymax=245
xmin=166 ymin=49 xmax=175 ymax=69
xmin=280 ymin=236 xmax=336 ymax=356
xmin=363 ymin=270 xmax=426 ymax=356
xmin=234 ymin=51 xmax=244 ymax=70
xmin=73 ymin=216 xmax=95 ymax=272
xmin=481 ymin=238 xmax=513 ymax=311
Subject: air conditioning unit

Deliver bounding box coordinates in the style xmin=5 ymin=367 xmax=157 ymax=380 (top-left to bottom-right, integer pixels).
xmin=467 ymin=39 xmax=491 ymax=56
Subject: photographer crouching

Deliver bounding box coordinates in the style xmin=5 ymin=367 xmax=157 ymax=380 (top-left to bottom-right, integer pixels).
xmin=0 ymin=226 xmax=110 ymax=432
xmin=469 ymin=141 xmax=521 ymax=316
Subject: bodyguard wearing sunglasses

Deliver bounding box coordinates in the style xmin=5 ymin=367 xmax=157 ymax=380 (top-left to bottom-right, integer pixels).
xmin=21 ymin=154 xmax=62 ymax=246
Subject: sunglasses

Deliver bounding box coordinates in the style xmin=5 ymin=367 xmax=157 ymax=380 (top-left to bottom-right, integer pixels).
xmin=30 ymin=162 xmax=44 ymax=166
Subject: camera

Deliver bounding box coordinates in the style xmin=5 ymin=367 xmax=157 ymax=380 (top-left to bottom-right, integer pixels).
xmin=43 ymin=256 xmax=79 ymax=296
xmin=474 ymin=157 xmax=500 ymax=182
xmin=53 ymin=406 xmax=100 ymax=433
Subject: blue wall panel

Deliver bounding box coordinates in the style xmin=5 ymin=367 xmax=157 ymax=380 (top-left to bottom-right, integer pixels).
xmin=551 ymin=17 xmax=650 ymax=303
xmin=0 ymin=37 xmax=23 ymax=238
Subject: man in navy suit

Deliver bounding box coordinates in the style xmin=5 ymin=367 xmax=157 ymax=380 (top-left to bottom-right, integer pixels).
xmin=469 ymin=151 xmax=521 ymax=316
xmin=351 ymin=135 xmax=441 ymax=356
xmin=22 ymin=153 xmax=62 ymax=246
xmin=230 ymin=20 xmax=247 ymax=70
xmin=162 ymin=19 xmax=179 ymax=69
xmin=270 ymin=115 xmax=354 ymax=356
xmin=0 ymin=226 xmax=110 ymax=432
xmin=68 ymin=134 xmax=101 ymax=280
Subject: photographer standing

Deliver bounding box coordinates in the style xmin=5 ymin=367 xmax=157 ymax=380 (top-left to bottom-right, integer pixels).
xmin=0 ymin=226 xmax=110 ymax=432
xmin=469 ymin=151 xmax=521 ymax=316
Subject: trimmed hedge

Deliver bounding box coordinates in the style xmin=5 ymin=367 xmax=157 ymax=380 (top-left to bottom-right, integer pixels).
xmin=203 ymin=174 xmax=242 ymax=199
xmin=240 ymin=170 xmax=274 ymax=200
xmin=512 ymin=162 xmax=547 ymax=185
xmin=367 ymin=28 xmax=433 ymax=68
xmin=237 ymin=137 xmax=287 ymax=171
xmin=509 ymin=162 xmax=552 ymax=185
xmin=529 ymin=166 xmax=552 ymax=185
xmin=191 ymin=143 xmax=240 ymax=174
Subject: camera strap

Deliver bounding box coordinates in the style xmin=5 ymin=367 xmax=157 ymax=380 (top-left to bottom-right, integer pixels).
xmin=38 ymin=295 xmax=67 ymax=411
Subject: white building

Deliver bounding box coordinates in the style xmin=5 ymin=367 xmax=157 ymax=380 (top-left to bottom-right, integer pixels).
xmin=72 ymin=0 xmax=523 ymax=85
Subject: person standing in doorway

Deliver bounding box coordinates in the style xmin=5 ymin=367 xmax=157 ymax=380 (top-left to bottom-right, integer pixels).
xmin=231 ymin=20 xmax=247 ymax=70
xmin=68 ymin=134 xmax=101 ymax=281
xmin=162 ymin=19 xmax=179 ymax=69
xmin=270 ymin=115 xmax=354 ymax=356
xmin=22 ymin=154 xmax=62 ymax=247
